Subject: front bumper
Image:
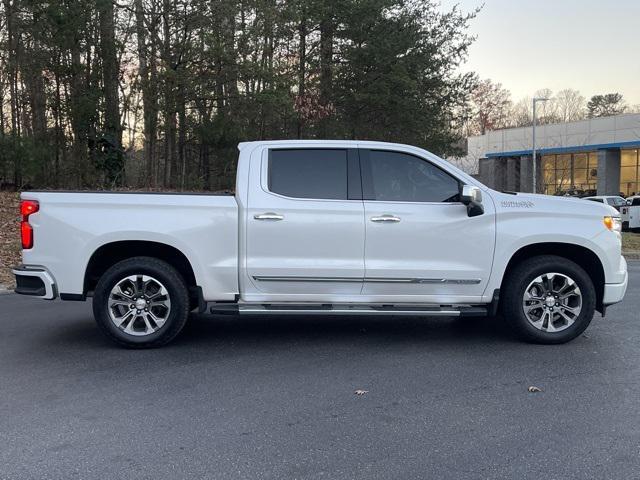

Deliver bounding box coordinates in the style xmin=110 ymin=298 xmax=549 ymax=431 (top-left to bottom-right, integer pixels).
xmin=12 ymin=265 xmax=57 ymax=300
xmin=603 ymin=257 xmax=628 ymax=306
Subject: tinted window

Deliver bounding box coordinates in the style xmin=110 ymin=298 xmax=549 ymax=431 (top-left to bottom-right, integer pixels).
xmin=365 ymin=150 xmax=460 ymax=202
xmin=587 ymin=198 xmax=604 ymax=203
xmin=268 ymin=149 xmax=348 ymax=200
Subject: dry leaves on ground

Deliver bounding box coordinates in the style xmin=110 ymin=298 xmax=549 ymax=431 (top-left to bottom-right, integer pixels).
xmin=0 ymin=192 xmax=20 ymax=288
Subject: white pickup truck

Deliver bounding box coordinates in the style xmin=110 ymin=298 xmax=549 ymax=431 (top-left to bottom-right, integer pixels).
xmin=13 ymin=140 xmax=628 ymax=347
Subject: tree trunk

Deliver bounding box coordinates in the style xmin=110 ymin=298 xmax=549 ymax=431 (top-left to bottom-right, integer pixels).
xmin=54 ymin=66 xmax=64 ymax=187
xmin=69 ymin=44 xmax=87 ymax=187
xmin=297 ymin=12 xmax=307 ymax=139
xmin=177 ymin=83 xmax=186 ymax=190
xmin=3 ymin=0 xmax=20 ymax=185
xmin=149 ymin=15 xmax=159 ymax=187
xmin=162 ymin=0 xmax=176 ymax=188
xmin=97 ymin=0 xmax=123 ymax=186
xmin=222 ymin=3 xmax=239 ymax=116
xmin=135 ymin=0 xmax=156 ymax=187
xmin=319 ymin=14 xmax=334 ymax=137
xmin=22 ymin=8 xmax=48 ymax=184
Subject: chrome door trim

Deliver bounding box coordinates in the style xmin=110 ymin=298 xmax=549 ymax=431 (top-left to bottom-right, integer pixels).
xmin=253 ymin=276 xmax=481 ymax=284
xmin=252 ymin=276 xmax=362 ymax=283
xmin=365 ymin=278 xmax=482 ymax=285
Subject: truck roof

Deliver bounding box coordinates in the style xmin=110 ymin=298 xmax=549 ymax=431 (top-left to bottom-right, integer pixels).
xmin=238 ymin=139 xmax=417 ymax=151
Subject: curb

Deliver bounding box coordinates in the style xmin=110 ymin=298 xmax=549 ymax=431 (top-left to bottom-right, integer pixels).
xmin=623 ymin=252 xmax=640 ymax=260
xmin=0 ymin=285 xmax=12 ymax=295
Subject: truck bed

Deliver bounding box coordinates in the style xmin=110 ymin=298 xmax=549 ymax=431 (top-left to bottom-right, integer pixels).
xmin=19 ymin=191 xmax=239 ymax=301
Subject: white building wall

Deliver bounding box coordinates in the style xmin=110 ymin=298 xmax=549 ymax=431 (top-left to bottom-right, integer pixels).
xmin=455 ymin=113 xmax=640 ymax=174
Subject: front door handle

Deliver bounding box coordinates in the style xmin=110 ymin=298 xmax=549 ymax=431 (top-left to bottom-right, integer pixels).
xmin=370 ymin=215 xmax=401 ymax=223
xmin=254 ymin=212 xmax=284 ymax=221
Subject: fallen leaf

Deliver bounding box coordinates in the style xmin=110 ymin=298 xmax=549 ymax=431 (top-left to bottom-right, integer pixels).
xmin=354 ymin=389 xmax=369 ymax=396
xmin=528 ymin=386 xmax=542 ymax=393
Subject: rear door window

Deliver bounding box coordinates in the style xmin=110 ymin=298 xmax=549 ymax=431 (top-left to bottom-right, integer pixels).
xmin=268 ymin=149 xmax=349 ymax=200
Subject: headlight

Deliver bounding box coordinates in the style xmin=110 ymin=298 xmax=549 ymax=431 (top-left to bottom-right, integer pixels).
xmin=604 ymin=216 xmax=622 ymax=232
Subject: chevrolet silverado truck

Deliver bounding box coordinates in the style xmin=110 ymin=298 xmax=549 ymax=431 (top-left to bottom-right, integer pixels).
xmin=13 ymin=140 xmax=628 ymax=347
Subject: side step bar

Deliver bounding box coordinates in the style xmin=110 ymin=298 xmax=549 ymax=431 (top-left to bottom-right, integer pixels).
xmin=209 ymin=303 xmax=488 ymax=317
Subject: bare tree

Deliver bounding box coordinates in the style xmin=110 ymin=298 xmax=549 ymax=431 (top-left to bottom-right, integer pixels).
xmin=508 ymin=89 xmax=587 ymax=128
xmin=467 ymin=79 xmax=512 ymax=135
xmin=532 ymin=88 xmax=562 ymax=124
xmin=507 ymin=97 xmax=529 ymax=127
xmin=555 ymin=89 xmax=586 ymax=122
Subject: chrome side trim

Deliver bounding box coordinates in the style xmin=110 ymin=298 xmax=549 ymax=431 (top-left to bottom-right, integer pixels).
xmin=365 ymin=278 xmax=482 ymax=285
xmin=253 ymin=276 xmax=362 ymax=283
xmin=252 ymin=276 xmax=481 ymax=285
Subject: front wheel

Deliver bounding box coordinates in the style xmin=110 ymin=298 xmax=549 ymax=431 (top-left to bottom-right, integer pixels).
xmin=501 ymin=255 xmax=596 ymax=344
xmin=93 ymin=257 xmax=190 ymax=348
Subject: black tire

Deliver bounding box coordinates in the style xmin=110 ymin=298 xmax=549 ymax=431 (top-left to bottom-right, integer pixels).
xmin=501 ymin=255 xmax=596 ymax=344
xmin=93 ymin=256 xmax=190 ymax=348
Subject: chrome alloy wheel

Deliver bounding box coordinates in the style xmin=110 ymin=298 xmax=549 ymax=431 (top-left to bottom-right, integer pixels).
xmin=522 ymin=272 xmax=582 ymax=333
xmin=107 ymin=275 xmax=171 ymax=336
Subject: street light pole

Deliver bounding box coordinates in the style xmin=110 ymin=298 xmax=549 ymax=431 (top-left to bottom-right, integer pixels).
xmin=532 ymin=97 xmax=549 ymax=194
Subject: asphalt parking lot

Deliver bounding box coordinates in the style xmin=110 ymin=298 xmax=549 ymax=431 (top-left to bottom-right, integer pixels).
xmin=1 ymin=264 xmax=639 ymax=480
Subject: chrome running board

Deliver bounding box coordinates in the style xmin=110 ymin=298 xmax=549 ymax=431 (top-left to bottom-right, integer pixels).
xmin=209 ymin=303 xmax=488 ymax=317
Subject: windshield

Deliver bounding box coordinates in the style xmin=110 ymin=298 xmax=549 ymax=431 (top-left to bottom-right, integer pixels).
xmin=609 ymin=197 xmax=626 ymax=206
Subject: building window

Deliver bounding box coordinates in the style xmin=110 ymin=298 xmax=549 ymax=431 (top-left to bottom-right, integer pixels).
xmin=542 ymin=152 xmax=598 ymax=195
xmin=620 ymin=149 xmax=640 ymax=196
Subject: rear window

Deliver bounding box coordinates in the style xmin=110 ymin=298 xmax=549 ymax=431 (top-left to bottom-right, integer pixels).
xmin=268 ymin=149 xmax=348 ymax=200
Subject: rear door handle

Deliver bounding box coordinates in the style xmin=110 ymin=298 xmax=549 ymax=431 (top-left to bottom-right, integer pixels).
xmin=254 ymin=212 xmax=284 ymax=221
xmin=370 ymin=215 xmax=401 ymax=223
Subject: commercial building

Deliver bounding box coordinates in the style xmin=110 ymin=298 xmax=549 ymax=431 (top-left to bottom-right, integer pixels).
xmin=463 ymin=113 xmax=640 ymax=196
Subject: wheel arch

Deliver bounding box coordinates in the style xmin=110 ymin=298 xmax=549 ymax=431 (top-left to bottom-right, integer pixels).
xmin=501 ymin=242 xmax=606 ymax=313
xmin=83 ymin=240 xmax=198 ymax=296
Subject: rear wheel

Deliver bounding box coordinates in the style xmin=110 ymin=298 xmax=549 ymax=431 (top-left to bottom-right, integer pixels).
xmin=502 ymin=255 xmax=596 ymax=344
xmin=93 ymin=257 xmax=190 ymax=348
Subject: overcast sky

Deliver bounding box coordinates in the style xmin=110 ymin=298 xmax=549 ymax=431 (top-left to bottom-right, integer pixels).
xmin=439 ymin=0 xmax=640 ymax=105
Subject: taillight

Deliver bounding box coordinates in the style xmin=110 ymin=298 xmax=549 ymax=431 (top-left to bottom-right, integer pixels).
xmin=20 ymin=200 xmax=39 ymax=249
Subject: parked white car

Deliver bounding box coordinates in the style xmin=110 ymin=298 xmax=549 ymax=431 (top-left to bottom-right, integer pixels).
xmin=583 ymin=195 xmax=627 ymax=212
xmin=13 ymin=140 xmax=628 ymax=347
xmin=620 ymin=202 xmax=640 ymax=230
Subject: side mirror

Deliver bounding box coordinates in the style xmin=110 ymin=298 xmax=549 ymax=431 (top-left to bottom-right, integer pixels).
xmin=460 ymin=185 xmax=484 ymax=217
